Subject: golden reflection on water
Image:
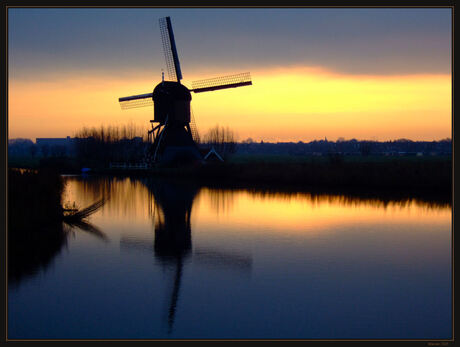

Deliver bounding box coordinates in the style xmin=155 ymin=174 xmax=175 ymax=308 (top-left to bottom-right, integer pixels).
xmin=193 ymin=189 xmax=450 ymax=237
xmin=63 ymin=177 xmax=451 ymax=236
xmin=197 ymin=187 xmax=451 ymax=212
xmin=63 ymin=176 xmax=155 ymax=221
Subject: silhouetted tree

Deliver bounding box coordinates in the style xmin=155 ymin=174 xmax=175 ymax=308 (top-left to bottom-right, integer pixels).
xmin=203 ymin=125 xmax=237 ymax=158
xmin=73 ymin=123 xmax=148 ymax=167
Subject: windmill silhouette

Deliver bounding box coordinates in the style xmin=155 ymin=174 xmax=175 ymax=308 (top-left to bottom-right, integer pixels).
xmin=119 ymin=179 xmax=252 ymax=334
xmin=118 ymin=16 xmax=252 ymax=164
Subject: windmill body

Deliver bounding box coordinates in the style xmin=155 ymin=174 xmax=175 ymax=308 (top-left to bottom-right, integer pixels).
xmin=150 ymin=81 xmax=200 ymax=163
xmin=118 ymin=16 xmax=252 ymax=165
xmin=153 ymin=81 xmax=191 ymax=125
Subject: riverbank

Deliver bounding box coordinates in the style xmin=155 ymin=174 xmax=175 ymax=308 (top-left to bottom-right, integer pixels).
xmin=9 ymin=154 xmax=452 ymax=194
xmin=95 ymin=155 xmax=452 ymax=194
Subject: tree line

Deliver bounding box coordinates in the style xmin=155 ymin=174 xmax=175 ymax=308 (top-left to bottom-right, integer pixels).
xmin=73 ymin=123 xmax=148 ymax=167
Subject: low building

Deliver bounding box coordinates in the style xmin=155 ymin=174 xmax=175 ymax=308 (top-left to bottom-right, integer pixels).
xmin=36 ymin=136 xmax=76 ymax=156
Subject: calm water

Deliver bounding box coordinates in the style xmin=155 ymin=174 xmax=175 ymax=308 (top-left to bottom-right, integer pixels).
xmin=8 ymin=176 xmax=452 ymax=339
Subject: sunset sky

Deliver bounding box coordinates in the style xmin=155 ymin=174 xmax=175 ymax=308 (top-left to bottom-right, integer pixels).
xmin=8 ymin=8 xmax=452 ymax=142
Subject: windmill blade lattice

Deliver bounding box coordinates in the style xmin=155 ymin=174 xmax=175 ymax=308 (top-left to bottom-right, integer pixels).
xmin=159 ymin=17 xmax=182 ymax=82
xmin=119 ymin=98 xmax=154 ymax=110
xmin=119 ymin=92 xmax=154 ymax=109
xmin=191 ymin=72 xmax=252 ymax=93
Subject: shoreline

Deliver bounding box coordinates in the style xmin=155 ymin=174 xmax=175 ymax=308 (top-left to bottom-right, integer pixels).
xmin=73 ymin=171 xmax=451 ymax=208
xmin=94 ymin=157 xmax=451 ymax=191
xmin=9 ymin=155 xmax=452 ymax=205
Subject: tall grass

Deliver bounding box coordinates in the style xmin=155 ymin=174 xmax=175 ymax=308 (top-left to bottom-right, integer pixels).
xmin=8 ymin=168 xmax=107 ymax=284
xmin=8 ymin=168 xmax=65 ymax=229
xmin=8 ymin=168 xmax=107 ymax=229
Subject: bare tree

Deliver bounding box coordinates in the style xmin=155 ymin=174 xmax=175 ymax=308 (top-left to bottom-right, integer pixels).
xmin=202 ymin=125 xmax=237 ymax=158
xmin=73 ymin=123 xmax=148 ymax=166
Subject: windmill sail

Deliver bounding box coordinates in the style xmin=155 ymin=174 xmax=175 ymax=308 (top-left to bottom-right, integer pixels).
xmin=191 ymin=72 xmax=252 ymax=93
xmin=159 ymin=16 xmax=183 ymax=82
xmin=119 ymin=92 xmax=154 ymax=109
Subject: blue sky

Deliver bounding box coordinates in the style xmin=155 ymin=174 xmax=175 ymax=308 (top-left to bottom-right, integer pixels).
xmin=9 ymin=8 xmax=451 ymax=79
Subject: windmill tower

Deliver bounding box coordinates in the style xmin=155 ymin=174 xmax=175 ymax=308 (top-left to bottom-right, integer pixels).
xmin=118 ymin=17 xmax=252 ymax=165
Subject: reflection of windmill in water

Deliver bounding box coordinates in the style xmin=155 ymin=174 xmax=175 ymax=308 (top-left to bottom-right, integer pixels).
xmin=118 ymin=16 xmax=252 ymax=164
xmin=120 ymin=180 xmax=252 ymax=334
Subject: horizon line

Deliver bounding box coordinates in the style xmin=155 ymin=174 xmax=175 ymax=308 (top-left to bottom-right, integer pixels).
xmin=8 ymin=137 xmax=453 ymax=144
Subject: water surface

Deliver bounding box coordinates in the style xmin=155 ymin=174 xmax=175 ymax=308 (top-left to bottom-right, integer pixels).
xmin=8 ymin=176 xmax=452 ymax=339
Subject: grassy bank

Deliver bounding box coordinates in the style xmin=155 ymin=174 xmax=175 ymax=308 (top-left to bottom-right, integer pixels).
xmin=8 ymin=168 xmax=66 ymax=283
xmin=8 ymin=168 xmax=65 ymax=229
xmin=10 ymin=153 xmax=452 ymax=193
xmin=229 ymin=153 xmax=452 ymax=164
xmin=139 ymin=155 xmax=452 ymax=194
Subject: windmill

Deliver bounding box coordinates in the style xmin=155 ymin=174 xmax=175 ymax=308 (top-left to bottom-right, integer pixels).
xmin=118 ymin=16 xmax=252 ymax=164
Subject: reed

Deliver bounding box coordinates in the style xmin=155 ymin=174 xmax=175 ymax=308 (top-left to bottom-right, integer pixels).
xmin=8 ymin=168 xmax=106 ymax=230
xmin=63 ymin=197 xmax=107 ymax=224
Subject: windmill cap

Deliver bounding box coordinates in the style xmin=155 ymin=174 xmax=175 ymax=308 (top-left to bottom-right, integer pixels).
xmin=153 ymin=81 xmax=191 ymax=101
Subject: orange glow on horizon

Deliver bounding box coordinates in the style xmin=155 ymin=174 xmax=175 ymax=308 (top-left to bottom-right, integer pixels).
xmin=8 ymin=66 xmax=451 ymax=141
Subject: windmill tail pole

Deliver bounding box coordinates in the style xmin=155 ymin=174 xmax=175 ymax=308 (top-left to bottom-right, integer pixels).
xmin=190 ymin=108 xmax=200 ymax=143
xmin=154 ymin=115 xmax=169 ymax=163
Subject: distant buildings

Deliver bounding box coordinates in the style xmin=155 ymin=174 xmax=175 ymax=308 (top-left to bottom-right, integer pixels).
xmin=235 ymin=139 xmax=452 ymax=156
xmin=35 ymin=136 xmax=76 ymax=157
xmin=33 ymin=136 xmax=143 ymax=157
xmin=35 ymin=136 xmax=73 ymax=147
xmin=8 ymin=136 xmax=452 ymax=160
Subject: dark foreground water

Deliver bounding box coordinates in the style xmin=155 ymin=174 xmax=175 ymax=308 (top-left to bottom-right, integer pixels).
xmin=8 ymin=176 xmax=452 ymax=339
